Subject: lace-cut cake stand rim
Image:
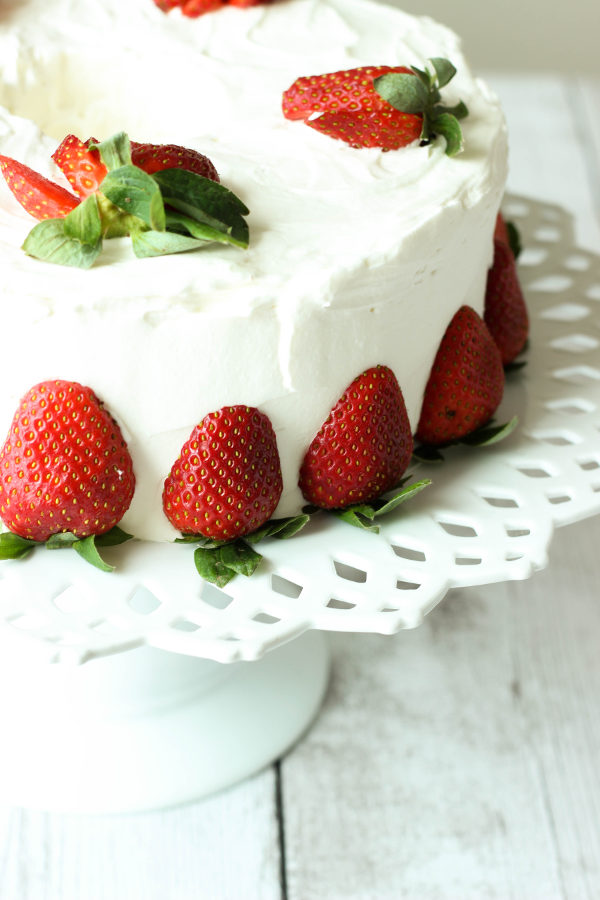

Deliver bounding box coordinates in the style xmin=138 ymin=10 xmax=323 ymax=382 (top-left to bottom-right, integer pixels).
xmin=0 ymin=195 xmax=599 ymax=812
xmin=0 ymin=195 xmax=599 ymax=669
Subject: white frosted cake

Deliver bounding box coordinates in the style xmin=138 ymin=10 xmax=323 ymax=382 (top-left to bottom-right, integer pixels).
xmin=0 ymin=0 xmax=508 ymax=542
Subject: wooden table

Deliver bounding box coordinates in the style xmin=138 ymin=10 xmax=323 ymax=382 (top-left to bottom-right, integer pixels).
xmin=1 ymin=73 xmax=599 ymax=900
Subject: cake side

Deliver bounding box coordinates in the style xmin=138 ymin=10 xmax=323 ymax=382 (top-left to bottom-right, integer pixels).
xmin=0 ymin=0 xmax=508 ymax=542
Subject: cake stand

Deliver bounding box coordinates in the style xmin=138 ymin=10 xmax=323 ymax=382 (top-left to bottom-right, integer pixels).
xmin=1 ymin=196 xmax=599 ymax=813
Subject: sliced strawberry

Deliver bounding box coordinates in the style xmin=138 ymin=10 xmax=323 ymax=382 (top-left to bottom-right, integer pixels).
xmin=0 ymin=155 xmax=79 ymax=220
xmin=484 ymin=239 xmax=529 ymax=365
xmin=51 ymin=135 xmax=107 ymax=200
xmin=282 ymin=65 xmax=412 ymax=121
xmin=299 ymin=365 xmax=413 ymax=509
xmin=131 ymin=142 xmax=220 ymax=182
xmin=163 ymin=406 xmax=282 ymax=541
xmin=416 ymin=306 xmax=505 ymax=446
xmin=306 ymin=107 xmax=422 ymax=151
xmin=0 ymin=380 xmax=135 ymax=542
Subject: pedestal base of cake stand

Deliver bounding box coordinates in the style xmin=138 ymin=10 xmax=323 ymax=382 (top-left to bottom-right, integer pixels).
xmin=0 ymin=629 xmax=330 ymax=814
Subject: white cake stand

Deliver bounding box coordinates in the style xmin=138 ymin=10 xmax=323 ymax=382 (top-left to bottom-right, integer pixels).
xmin=1 ymin=196 xmax=599 ymax=813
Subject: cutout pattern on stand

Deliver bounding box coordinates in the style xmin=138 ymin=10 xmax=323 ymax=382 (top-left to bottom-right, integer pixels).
xmin=1 ymin=197 xmax=600 ymax=665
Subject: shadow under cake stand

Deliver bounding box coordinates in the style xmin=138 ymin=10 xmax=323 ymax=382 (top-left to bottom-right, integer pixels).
xmin=1 ymin=196 xmax=599 ymax=813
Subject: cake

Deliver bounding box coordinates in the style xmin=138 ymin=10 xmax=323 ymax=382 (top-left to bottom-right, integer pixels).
xmin=0 ymin=0 xmax=509 ymax=546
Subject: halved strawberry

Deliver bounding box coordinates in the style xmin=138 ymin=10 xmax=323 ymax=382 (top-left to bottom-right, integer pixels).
xmin=0 ymin=155 xmax=79 ymax=220
xmin=163 ymin=406 xmax=282 ymax=541
xmin=299 ymin=365 xmax=413 ymax=509
xmin=131 ymin=142 xmax=220 ymax=182
xmin=52 ymin=135 xmax=108 ymax=200
xmin=415 ymin=306 xmax=505 ymax=446
xmin=484 ymin=239 xmax=529 ymax=365
xmin=0 ymin=380 xmax=135 ymax=542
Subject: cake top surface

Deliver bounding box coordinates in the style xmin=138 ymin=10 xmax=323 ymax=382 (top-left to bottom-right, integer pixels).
xmin=0 ymin=0 xmax=506 ymax=316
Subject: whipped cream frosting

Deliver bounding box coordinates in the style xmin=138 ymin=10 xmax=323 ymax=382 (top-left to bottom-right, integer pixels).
xmin=0 ymin=0 xmax=508 ymax=541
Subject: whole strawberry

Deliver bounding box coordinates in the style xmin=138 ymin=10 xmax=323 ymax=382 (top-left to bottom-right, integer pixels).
xmin=283 ymin=58 xmax=468 ymax=155
xmin=163 ymin=406 xmax=283 ymax=541
xmin=130 ymin=141 xmax=220 ymax=182
xmin=0 ymin=381 xmax=135 ymax=542
xmin=299 ymin=365 xmax=413 ymax=509
xmin=415 ymin=306 xmax=505 ymax=446
xmin=484 ymin=239 xmax=529 ymax=365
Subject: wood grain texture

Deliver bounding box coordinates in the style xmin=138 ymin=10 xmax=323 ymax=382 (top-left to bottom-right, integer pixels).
xmin=0 ymin=770 xmax=282 ymax=900
xmin=281 ymin=515 xmax=600 ymax=900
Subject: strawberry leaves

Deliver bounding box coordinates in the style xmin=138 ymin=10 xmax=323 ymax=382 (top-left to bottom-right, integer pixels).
xmin=0 ymin=525 xmax=133 ymax=573
xmin=374 ymin=57 xmax=468 ymax=156
xmin=19 ymin=132 xmax=250 ymax=268
xmin=178 ymin=514 xmax=310 ymax=587
xmin=331 ymin=478 xmax=431 ymax=533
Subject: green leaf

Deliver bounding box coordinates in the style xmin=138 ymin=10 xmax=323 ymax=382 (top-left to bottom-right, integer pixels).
xmin=436 ymin=100 xmax=469 ymax=121
xmin=46 ymin=532 xmax=79 ymax=549
xmin=373 ymin=72 xmax=429 ymax=114
xmin=373 ymin=478 xmax=432 ymax=516
xmin=165 ymin=210 xmax=248 ymax=249
xmin=90 ymin=132 xmax=132 ymax=171
xmin=430 ymin=57 xmax=457 ymax=88
xmin=504 ymin=359 xmax=527 ymax=374
xmin=412 ymin=444 xmax=445 ymax=463
xmin=460 ymin=416 xmax=519 ymax=447
xmin=94 ymin=526 xmax=133 ymax=547
xmin=153 ymin=169 xmax=250 ymax=247
xmin=244 ymin=514 xmax=310 ymax=544
xmin=131 ymin=228 xmax=209 ymax=258
xmin=73 ymin=535 xmax=115 ymax=573
xmin=0 ymin=532 xmax=37 ymax=560
xmin=506 ymin=220 xmax=523 ymax=259
xmin=63 ymin=194 xmax=102 ymax=245
xmin=334 ymin=508 xmax=380 ymax=533
xmin=194 ymin=541 xmax=262 ymax=587
xmin=431 ymin=112 xmax=464 ymax=156
xmin=100 ymin=165 xmax=166 ymax=231
xmin=23 ymin=218 xmax=102 ymax=269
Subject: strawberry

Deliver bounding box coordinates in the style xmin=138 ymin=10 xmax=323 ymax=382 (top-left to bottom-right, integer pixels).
xmin=299 ymin=365 xmax=413 ymax=509
xmin=0 ymin=380 xmax=135 ymax=542
xmin=153 ymin=0 xmax=270 ymax=15
xmin=0 ymin=155 xmax=79 ymax=220
xmin=484 ymin=239 xmax=529 ymax=365
xmin=282 ymin=65 xmax=413 ymax=121
xmin=415 ymin=306 xmax=505 ymax=446
xmin=283 ymin=59 xmax=468 ymax=154
xmin=494 ymin=212 xmax=510 ymax=246
xmin=163 ymin=406 xmax=283 ymax=541
xmin=307 ymin=107 xmax=422 ymax=151
xmin=131 ymin=141 xmax=220 ymax=182
xmin=51 ymin=135 xmax=108 ymax=200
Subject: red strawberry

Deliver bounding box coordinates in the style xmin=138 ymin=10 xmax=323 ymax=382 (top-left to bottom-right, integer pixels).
xmin=307 ymin=107 xmax=422 ymax=151
xmin=282 ymin=65 xmax=413 ymax=122
xmin=153 ymin=0 xmax=269 ymax=13
xmin=0 ymin=155 xmax=79 ymax=220
xmin=494 ymin=212 xmax=510 ymax=246
xmin=0 ymin=381 xmax=135 ymax=542
xmin=299 ymin=365 xmax=413 ymax=509
xmin=131 ymin=142 xmax=220 ymax=182
xmin=51 ymin=135 xmax=108 ymax=200
xmin=484 ymin=239 xmax=529 ymax=365
xmin=163 ymin=406 xmax=282 ymax=541
xmin=415 ymin=306 xmax=504 ymax=446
